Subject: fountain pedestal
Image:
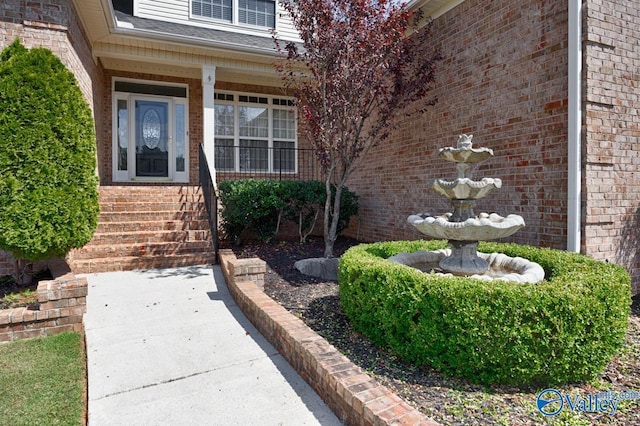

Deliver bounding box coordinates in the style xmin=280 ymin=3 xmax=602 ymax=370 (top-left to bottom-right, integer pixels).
xmin=439 ymin=240 xmax=488 ymax=275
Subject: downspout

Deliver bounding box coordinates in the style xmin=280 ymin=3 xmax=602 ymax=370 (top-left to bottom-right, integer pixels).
xmin=567 ymin=1 xmax=582 ymax=253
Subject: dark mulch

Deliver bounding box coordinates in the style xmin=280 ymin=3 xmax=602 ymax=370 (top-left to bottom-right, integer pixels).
xmin=231 ymin=237 xmax=640 ymax=425
xmin=0 ymin=270 xmax=51 ymax=310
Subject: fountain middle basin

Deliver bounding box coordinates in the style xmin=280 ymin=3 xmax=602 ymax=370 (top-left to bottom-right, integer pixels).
xmin=407 ymin=212 xmax=525 ymax=241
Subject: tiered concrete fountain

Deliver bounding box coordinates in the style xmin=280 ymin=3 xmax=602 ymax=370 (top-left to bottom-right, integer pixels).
xmin=390 ymin=134 xmax=544 ymax=283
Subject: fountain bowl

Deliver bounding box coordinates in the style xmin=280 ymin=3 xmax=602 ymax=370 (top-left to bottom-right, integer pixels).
xmin=387 ymin=249 xmax=545 ymax=283
xmin=432 ymin=177 xmax=502 ymax=199
xmin=407 ymin=212 xmax=525 ymax=241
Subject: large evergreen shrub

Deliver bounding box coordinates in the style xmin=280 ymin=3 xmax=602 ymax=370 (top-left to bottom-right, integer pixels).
xmin=0 ymin=39 xmax=99 ymax=262
xmin=338 ymin=240 xmax=631 ymax=386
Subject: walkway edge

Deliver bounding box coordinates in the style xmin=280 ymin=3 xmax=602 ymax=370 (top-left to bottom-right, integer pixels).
xmin=219 ymin=249 xmax=440 ymax=426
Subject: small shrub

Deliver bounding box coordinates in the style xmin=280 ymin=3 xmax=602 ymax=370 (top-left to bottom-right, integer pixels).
xmin=218 ymin=179 xmax=358 ymax=244
xmin=338 ymin=240 xmax=631 ymax=386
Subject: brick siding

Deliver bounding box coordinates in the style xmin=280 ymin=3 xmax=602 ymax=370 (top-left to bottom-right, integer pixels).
xmin=583 ymin=0 xmax=640 ymax=293
xmin=346 ymin=0 xmax=570 ymax=251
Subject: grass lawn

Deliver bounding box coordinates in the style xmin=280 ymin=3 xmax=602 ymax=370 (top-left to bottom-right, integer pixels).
xmin=0 ymin=332 xmax=86 ymax=425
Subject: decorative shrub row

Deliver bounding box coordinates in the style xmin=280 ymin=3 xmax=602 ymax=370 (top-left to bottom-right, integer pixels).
xmin=218 ymin=179 xmax=358 ymax=244
xmin=338 ymin=240 xmax=631 ymax=386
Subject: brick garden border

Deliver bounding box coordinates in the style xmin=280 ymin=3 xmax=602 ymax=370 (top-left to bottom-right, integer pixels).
xmin=219 ymin=249 xmax=440 ymax=426
xmin=0 ymin=259 xmax=87 ymax=342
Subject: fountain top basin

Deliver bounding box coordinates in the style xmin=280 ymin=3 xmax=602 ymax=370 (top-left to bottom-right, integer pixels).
xmin=438 ymin=134 xmax=493 ymax=164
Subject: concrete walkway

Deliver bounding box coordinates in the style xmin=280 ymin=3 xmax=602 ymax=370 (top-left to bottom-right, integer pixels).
xmin=82 ymin=265 xmax=342 ymax=425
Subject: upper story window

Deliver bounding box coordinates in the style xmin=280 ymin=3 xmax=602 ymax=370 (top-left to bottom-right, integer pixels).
xmin=192 ymin=0 xmax=275 ymax=28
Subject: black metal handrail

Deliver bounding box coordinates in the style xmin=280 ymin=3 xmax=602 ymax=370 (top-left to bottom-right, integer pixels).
xmin=198 ymin=144 xmax=219 ymax=264
xmin=214 ymin=145 xmax=322 ymax=182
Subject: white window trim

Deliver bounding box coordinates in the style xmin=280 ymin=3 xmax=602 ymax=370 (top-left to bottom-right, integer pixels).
xmin=189 ymin=0 xmax=278 ymax=32
xmin=111 ymin=78 xmax=190 ymax=183
xmin=214 ymin=90 xmax=297 ymax=175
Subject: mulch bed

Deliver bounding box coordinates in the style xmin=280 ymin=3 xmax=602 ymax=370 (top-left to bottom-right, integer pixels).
xmin=0 ymin=270 xmax=51 ymax=310
xmin=231 ymin=237 xmax=640 ymax=425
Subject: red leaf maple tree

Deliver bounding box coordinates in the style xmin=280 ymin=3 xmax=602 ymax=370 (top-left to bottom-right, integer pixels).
xmin=275 ymin=0 xmax=441 ymax=257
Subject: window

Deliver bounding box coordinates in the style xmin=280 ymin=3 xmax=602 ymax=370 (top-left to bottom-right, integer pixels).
xmin=238 ymin=0 xmax=275 ymax=28
xmin=191 ymin=0 xmax=275 ymax=28
xmin=214 ymin=92 xmax=296 ymax=173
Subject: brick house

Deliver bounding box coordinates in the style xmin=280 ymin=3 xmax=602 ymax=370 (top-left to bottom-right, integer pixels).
xmin=1 ymin=1 xmax=639 ymax=292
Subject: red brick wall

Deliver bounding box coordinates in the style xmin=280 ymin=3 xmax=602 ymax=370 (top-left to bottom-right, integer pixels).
xmin=583 ymin=1 xmax=640 ymax=292
xmin=0 ymin=0 xmax=104 ymax=277
xmin=345 ymin=0 xmax=570 ymax=250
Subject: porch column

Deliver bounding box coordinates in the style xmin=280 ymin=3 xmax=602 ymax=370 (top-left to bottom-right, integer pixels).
xmin=202 ymin=65 xmax=217 ymax=185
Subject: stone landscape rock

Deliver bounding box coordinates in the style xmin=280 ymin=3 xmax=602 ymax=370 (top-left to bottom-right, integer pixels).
xmin=294 ymin=257 xmax=340 ymax=281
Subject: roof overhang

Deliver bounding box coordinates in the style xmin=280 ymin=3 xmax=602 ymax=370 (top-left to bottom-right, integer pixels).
xmin=407 ymin=0 xmax=466 ymax=20
xmin=71 ymin=0 xmax=465 ymax=85
xmin=72 ymin=0 xmax=284 ymax=85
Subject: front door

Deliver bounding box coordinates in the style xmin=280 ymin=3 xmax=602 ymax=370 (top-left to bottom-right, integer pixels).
xmin=135 ymin=100 xmax=169 ymax=178
xmin=113 ymin=87 xmax=189 ymax=183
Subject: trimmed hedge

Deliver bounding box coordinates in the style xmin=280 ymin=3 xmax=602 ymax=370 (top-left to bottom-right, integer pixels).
xmin=338 ymin=240 xmax=631 ymax=386
xmin=218 ymin=179 xmax=358 ymax=244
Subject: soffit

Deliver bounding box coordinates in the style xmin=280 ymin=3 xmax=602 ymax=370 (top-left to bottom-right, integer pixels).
xmin=408 ymin=0 xmax=466 ymax=19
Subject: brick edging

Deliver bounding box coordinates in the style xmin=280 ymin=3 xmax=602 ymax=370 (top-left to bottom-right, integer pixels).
xmin=0 ymin=259 xmax=87 ymax=342
xmin=219 ymin=249 xmax=440 ymax=426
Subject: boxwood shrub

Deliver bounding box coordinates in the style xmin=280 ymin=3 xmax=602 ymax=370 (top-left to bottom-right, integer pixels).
xmin=218 ymin=179 xmax=357 ymax=244
xmin=338 ymin=240 xmax=631 ymax=386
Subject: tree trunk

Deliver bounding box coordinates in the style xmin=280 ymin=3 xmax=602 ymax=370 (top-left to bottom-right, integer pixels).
xmin=15 ymin=259 xmax=34 ymax=286
xmin=323 ymin=176 xmax=334 ymax=258
xmin=323 ymin=173 xmax=345 ymax=258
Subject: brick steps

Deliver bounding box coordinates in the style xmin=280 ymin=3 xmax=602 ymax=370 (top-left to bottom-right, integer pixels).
xmin=71 ymin=241 xmax=214 ymax=260
xmin=96 ymin=220 xmax=207 ymax=233
xmin=98 ymin=201 xmax=206 ymax=212
xmin=70 ymin=253 xmax=216 ymax=273
xmin=96 ymin=211 xmax=206 ymax=222
xmin=69 ymin=185 xmax=216 ymax=274
xmin=88 ymin=230 xmax=211 ymax=245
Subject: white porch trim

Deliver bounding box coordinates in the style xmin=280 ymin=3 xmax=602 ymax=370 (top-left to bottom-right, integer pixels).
xmin=202 ymin=65 xmax=217 ymax=188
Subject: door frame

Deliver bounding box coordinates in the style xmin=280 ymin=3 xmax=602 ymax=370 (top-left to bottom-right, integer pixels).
xmin=112 ymin=79 xmax=189 ymax=183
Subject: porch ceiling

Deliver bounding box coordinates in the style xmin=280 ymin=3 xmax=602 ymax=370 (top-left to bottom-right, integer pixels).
xmin=100 ymin=56 xmax=282 ymax=87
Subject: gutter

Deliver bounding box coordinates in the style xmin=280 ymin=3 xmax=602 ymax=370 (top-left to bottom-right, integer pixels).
xmin=110 ymin=26 xmax=280 ymax=60
xmin=567 ymin=1 xmax=582 ymax=253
